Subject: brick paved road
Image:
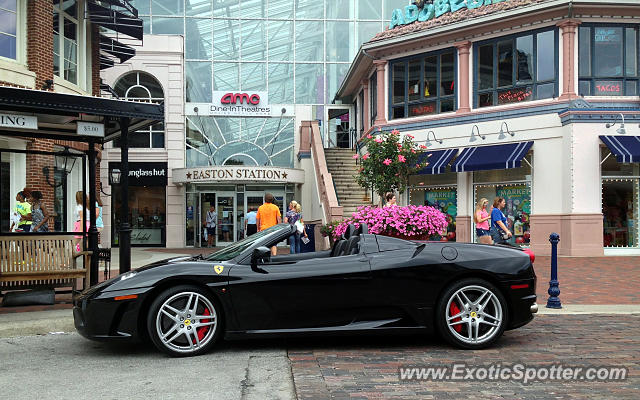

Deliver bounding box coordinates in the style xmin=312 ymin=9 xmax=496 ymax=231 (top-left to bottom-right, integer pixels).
xmin=534 ymin=256 xmax=640 ymax=304
xmin=288 ymin=315 xmax=640 ymax=400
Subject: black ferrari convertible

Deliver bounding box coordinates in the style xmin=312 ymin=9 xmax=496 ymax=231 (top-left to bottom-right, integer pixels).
xmin=74 ymin=223 xmax=537 ymax=357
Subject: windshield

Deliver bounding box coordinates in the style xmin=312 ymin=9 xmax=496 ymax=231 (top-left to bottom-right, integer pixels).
xmin=204 ymin=224 xmax=286 ymax=261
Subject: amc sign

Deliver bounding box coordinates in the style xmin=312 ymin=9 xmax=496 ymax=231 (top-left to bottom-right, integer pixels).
xmin=220 ymin=92 xmax=261 ymax=105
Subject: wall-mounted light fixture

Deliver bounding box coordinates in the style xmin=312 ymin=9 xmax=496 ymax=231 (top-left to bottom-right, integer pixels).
xmin=469 ymin=125 xmax=485 ymax=142
xmin=42 ymin=146 xmax=78 ymax=187
xmin=498 ymin=121 xmax=515 ymax=140
xmin=425 ymin=130 xmax=443 ymax=147
xmin=606 ymin=113 xmax=626 ymax=134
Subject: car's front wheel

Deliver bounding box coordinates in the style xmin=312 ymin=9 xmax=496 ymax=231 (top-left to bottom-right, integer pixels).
xmin=147 ymin=285 xmax=222 ymax=357
xmin=436 ymin=278 xmax=507 ymax=349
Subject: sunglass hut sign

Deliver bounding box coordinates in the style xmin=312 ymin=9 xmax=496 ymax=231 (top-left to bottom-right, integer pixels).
xmin=389 ymin=0 xmax=509 ymax=29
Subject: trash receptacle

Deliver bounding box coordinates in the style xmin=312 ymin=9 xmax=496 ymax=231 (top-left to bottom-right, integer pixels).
xmin=301 ymin=223 xmax=315 ymax=253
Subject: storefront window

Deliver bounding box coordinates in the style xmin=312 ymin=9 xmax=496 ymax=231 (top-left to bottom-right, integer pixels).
xmin=602 ymin=178 xmax=639 ymax=248
xmin=474 ymin=183 xmax=531 ymax=246
xmin=409 ymin=172 xmax=457 ymax=241
xmin=113 ymin=186 xmax=166 ymax=247
xmin=475 ymin=28 xmax=557 ymax=107
xmin=114 ymin=72 xmax=165 ymax=148
xmin=579 ymin=25 xmax=639 ymax=96
xmin=390 ymin=48 xmax=456 ymax=119
xmin=473 ymin=160 xmax=532 ymax=245
xmin=0 ymin=0 xmax=17 ymax=60
xmin=601 ymin=147 xmax=640 ymax=248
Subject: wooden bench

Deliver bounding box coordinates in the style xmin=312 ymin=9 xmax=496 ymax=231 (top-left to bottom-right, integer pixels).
xmin=0 ymin=234 xmax=91 ymax=293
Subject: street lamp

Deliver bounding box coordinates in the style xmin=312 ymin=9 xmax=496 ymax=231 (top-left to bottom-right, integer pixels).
xmin=42 ymin=146 xmax=78 ymax=187
xmin=109 ymin=168 xmax=121 ymax=185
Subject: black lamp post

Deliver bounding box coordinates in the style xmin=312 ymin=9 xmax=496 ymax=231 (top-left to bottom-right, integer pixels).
xmin=117 ymin=117 xmax=132 ymax=274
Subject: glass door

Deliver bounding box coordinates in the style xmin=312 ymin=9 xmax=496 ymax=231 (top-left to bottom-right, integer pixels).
xmin=327 ymin=108 xmax=352 ymax=149
xmin=216 ymin=192 xmax=236 ymax=246
xmin=199 ymin=192 xmax=216 ymax=247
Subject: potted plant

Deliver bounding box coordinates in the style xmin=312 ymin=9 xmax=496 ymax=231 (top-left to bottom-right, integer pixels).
xmin=320 ymin=220 xmax=342 ymax=238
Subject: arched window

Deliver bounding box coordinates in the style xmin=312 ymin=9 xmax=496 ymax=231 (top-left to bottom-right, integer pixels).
xmin=113 ymin=72 xmax=165 ymax=148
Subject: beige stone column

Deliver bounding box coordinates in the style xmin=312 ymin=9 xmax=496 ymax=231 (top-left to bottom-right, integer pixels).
xmin=373 ymin=60 xmax=388 ymax=126
xmin=558 ymin=19 xmax=581 ymax=100
xmin=455 ymin=41 xmax=472 ymax=114
xmin=361 ymin=79 xmax=370 ymax=132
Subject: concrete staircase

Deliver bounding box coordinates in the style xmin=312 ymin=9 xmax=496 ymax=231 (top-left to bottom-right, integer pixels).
xmin=324 ymin=148 xmax=373 ymax=218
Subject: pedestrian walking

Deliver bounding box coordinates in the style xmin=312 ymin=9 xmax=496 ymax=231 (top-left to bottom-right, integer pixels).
xmin=12 ymin=190 xmax=32 ymax=232
xmin=245 ymin=207 xmax=258 ymax=237
xmin=74 ymin=191 xmax=91 ymax=251
xmin=284 ymin=201 xmax=307 ymax=254
xmin=256 ymin=192 xmax=281 ymax=256
xmin=29 ymin=191 xmax=50 ymax=232
xmin=203 ymin=205 xmax=217 ymax=248
xmin=95 ymin=193 xmax=104 ymax=233
xmin=474 ymin=197 xmax=492 ymax=244
xmin=490 ymin=197 xmax=512 ymax=245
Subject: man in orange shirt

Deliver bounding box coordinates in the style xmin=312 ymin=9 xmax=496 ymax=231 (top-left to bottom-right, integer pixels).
xmin=256 ymin=192 xmax=282 ymax=255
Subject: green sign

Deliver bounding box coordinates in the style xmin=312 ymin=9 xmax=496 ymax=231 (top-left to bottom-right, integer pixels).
xmin=425 ymin=189 xmax=457 ymax=217
xmin=389 ymin=0 xmax=510 ymax=30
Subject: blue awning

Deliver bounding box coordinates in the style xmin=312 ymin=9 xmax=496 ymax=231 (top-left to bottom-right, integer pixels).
xmin=416 ymin=149 xmax=458 ymax=174
xmin=452 ymin=142 xmax=533 ymax=172
xmin=600 ymin=135 xmax=640 ymax=163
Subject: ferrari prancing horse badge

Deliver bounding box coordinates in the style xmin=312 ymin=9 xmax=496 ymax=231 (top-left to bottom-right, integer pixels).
xmin=214 ymin=265 xmax=224 ymax=274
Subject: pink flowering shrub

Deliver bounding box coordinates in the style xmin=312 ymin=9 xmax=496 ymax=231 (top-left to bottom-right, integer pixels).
xmin=333 ymin=205 xmax=448 ymax=240
xmin=356 ymin=129 xmax=429 ymax=200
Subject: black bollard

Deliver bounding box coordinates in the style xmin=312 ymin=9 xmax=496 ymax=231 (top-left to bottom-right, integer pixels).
xmin=546 ymin=232 xmax=562 ymax=309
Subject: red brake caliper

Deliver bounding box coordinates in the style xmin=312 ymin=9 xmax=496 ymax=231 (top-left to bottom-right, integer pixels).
xmin=449 ymin=302 xmax=462 ymax=333
xmin=194 ymin=308 xmax=211 ymax=342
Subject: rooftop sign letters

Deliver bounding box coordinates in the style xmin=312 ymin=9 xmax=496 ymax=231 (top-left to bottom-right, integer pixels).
xmin=389 ymin=0 xmax=509 ymax=30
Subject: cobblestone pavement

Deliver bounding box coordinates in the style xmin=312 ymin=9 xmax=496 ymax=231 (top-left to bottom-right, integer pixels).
xmin=288 ymin=315 xmax=640 ymax=400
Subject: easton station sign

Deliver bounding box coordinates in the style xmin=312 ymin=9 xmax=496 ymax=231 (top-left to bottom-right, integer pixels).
xmin=389 ymin=0 xmax=511 ymax=29
xmin=172 ymin=166 xmax=305 ymax=184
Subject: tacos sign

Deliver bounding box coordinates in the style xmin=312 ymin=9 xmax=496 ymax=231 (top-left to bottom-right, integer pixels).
xmin=389 ymin=0 xmax=510 ymax=30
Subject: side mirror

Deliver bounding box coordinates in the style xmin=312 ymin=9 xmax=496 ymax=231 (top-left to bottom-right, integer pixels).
xmin=251 ymin=246 xmax=271 ymax=273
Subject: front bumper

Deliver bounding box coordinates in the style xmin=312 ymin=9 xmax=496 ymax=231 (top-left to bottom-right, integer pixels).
xmin=73 ymin=287 xmax=152 ymax=342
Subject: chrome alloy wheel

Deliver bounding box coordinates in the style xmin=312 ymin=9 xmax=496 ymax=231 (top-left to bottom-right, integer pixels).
xmin=155 ymin=291 xmax=218 ymax=354
xmin=446 ymin=285 xmax=503 ymax=345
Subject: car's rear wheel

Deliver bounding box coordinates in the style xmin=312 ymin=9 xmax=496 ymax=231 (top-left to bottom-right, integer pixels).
xmin=436 ymin=278 xmax=507 ymax=349
xmin=147 ymin=285 xmax=222 ymax=357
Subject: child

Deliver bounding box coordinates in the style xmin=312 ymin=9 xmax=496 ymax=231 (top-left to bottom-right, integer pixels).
xmin=9 ymin=210 xmax=22 ymax=232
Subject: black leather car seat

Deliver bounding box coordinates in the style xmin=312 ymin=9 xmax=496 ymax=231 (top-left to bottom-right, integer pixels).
xmin=332 ymin=224 xmax=355 ymax=257
xmin=343 ymin=224 xmax=368 ymax=256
